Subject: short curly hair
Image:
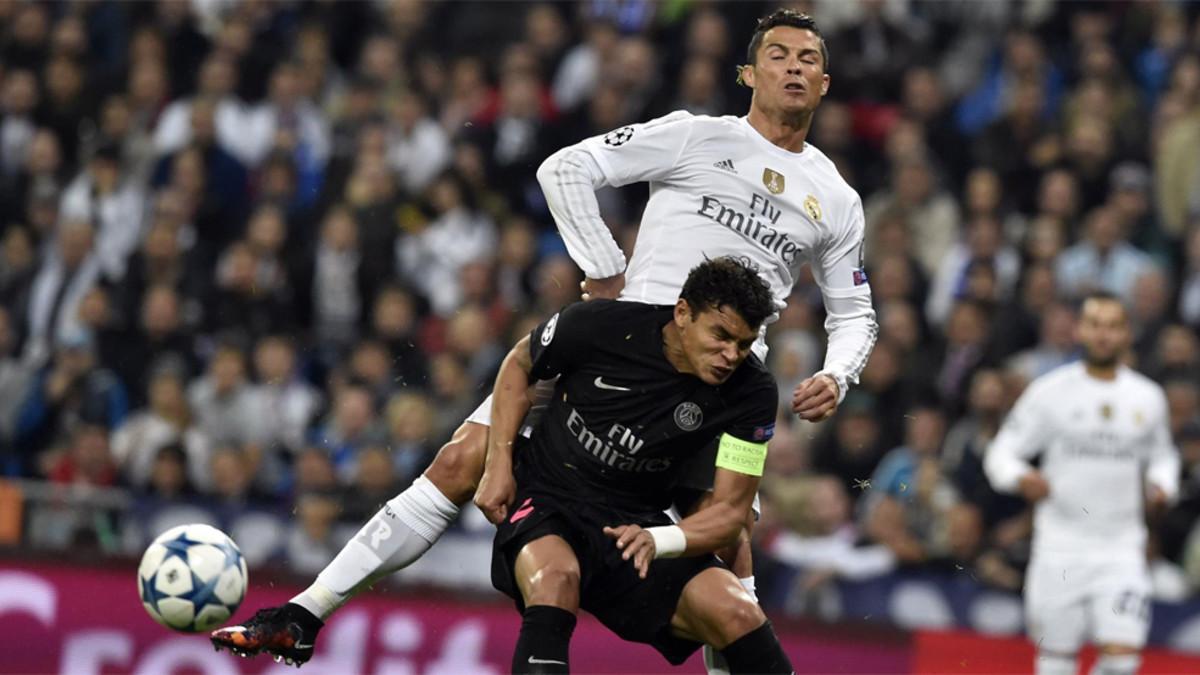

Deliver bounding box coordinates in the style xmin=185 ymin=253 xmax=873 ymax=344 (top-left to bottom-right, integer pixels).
xmin=746 ymin=9 xmax=829 ymax=72
xmin=680 ymin=257 xmax=775 ymax=330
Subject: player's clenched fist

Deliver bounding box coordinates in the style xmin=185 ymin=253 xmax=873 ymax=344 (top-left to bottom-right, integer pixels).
xmin=580 ymin=273 xmax=625 ymax=301
xmin=1017 ymin=471 xmax=1050 ymax=502
xmin=475 ymin=466 xmax=517 ymax=524
xmin=792 ymin=373 xmax=840 ymax=421
xmin=604 ymin=525 xmax=655 ymax=578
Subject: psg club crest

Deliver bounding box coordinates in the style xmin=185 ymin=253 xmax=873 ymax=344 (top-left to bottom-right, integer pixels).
xmin=762 ymin=168 xmax=785 ymax=194
xmin=604 ymin=126 xmax=635 ymax=147
xmin=673 ymin=402 xmax=703 ymax=431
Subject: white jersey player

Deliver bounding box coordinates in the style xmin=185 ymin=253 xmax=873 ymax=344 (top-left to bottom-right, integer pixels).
xmin=212 ymin=11 xmax=877 ymax=669
xmin=985 ymin=292 xmax=1179 ymax=675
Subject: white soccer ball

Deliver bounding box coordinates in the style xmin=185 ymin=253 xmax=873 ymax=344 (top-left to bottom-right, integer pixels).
xmin=137 ymin=523 xmax=248 ymax=633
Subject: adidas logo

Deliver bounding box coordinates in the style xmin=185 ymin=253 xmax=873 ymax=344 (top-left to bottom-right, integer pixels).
xmin=713 ymin=159 xmax=737 ymax=174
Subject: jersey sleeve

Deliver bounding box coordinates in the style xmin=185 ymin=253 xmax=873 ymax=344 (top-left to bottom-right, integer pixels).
xmin=579 ymin=111 xmax=695 ymax=187
xmin=808 ymin=193 xmax=877 ymax=402
xmin=527 ymin=301 xmax=608 ymax=381
xmin=725 ymin=367 xmax=779 ymax=443
xmin=714 ymin=371 xmax=778 ymax=477
xmin=984 ymin=380 xmax=1052 ymax=493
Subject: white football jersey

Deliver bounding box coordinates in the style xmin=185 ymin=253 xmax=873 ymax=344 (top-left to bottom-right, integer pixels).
xmin=541 ymin=111 xmax=876 ymax=390
xmin=985 ymin=362 xmax=1179 ymax=556
xmin=579 ymin=112 xmax=868 ymax=311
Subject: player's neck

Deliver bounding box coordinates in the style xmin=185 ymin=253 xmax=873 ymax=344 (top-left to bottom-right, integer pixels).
xmin=747 ymin=105 xmax=811 ymax=153
xmin=1083 ymin=362 xmax=1118 ymax=381
xmin=661 ymin=323 xmax=696 ymax=376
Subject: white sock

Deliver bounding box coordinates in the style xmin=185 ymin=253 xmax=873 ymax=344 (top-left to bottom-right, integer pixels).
xmin=1090 ymin=653 xmax=1140 ymax=675
xmin=739 ymin=576 xmax=757 ymax=603
xmin=291 ymin=476 xmax=459 ymax=619
xmin=703 ymin=645 xmax=730 ymax=675
xmin=1036 ymin=652 xmax=1078 ymax=675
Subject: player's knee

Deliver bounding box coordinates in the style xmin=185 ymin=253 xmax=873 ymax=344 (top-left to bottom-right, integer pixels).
xmin=1092 ymin=650 xmax=1140 ymax=675
xmin=423 ymin=423 xmax=488 ymax=503
xmin=1035 ymin=650 xmax=1077 ymax=675
xmin=715 ymin=593 xmax=766 ymax=645
xmin=526 ymin=563 xmax=581 ymax=605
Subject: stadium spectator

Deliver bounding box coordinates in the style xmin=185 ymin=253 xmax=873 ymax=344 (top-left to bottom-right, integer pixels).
xmin=864 ymin=403 xmax=961 ymax=565
xmin=111 ymin=363 xmax=211 ymax=491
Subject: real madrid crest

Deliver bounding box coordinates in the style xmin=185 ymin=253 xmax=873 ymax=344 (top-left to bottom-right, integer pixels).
xmin=1100 ymin=403 xmax=1113 ymax=420
xmin=674 ymin=402 xmax=703 ymax=431
xmin=803 ymin=194 xmax=822 ymax=221
xmin=762 ymin=168 xmax=785 ymax=194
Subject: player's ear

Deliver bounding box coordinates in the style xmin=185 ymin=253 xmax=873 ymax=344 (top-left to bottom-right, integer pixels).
xmin=674 ymin=299 xmax=692 ymax=325
xmin=737 ymin=64 xmax=754 ymax=89
xmin=820 ymin=73 xmax=830 ymax=96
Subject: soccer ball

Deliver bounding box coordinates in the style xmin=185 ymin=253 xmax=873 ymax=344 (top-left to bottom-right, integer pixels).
xmin=137 ymin=523 xmax=248 ymax=632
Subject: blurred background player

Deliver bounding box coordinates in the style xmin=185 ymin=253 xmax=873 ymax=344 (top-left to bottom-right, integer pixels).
xmin=985 ymin=291 xmax=1179 ymax=675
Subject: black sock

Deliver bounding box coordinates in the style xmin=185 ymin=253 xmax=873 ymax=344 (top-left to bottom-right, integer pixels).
xmin=283 ymin=603 xmax=325 ymax=633
xmin=720 ymin=621 xmax=793 ymax=674
xmin=512 ymin=605 xmax=577 ymax=673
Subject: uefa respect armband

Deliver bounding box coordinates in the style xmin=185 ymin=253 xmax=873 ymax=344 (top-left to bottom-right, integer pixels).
xmin=714 ymin=433 xmax=769 ymax=477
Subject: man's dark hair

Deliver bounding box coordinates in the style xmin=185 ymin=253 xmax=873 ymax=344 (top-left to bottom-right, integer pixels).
xmin=680 ymin=257 xmax=774 ymax=329
xmin=745 ymin=9 xmax=829 ymax=71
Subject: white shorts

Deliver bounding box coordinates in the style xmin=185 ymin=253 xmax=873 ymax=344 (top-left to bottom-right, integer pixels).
xmin=1024 ymin=553 xmax=1151 ymax=653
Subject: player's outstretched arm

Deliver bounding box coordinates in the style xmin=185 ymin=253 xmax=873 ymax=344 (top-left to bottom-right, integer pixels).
xmin=475 ymin=336 xmax=535 ymax=524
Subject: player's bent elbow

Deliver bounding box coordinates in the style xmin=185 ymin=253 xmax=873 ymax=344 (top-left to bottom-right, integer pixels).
xmin=535 ymin=149 xmax=566 ymax=189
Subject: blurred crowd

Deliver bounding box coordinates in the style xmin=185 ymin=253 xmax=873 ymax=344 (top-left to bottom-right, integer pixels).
xmin=2 ymin=0 xmax=1200 ymax=602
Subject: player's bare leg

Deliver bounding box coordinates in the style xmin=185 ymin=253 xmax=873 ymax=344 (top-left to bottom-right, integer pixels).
xmin=693 ymin=493 xmax=757 ymax=675
xmin=671 ymin=567 xmax=792 ymax=674
xmin=512 ymin=535 xmax=581 ymax=673
xmin=212 ymin=421 xmax=489 ymax=663
xmin=1090 ymin=644 xmax=1140 ymax=675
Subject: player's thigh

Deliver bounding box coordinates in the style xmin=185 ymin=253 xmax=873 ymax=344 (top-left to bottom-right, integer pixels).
xmin=1025 ymin=557 xmax=1089 ymax=654
xmin=670 ymin=566 xmax=764 ymax=649
xmin=1091 ymin=560 xmax=1151 ymax=650
xmin=514 ymin=534 xmax=582 ymax=613
xmin=422 ymin=419 xmax=489 ymax=505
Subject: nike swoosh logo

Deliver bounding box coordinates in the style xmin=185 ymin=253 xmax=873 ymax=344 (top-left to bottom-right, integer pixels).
xmin=594 ymin=376 xmax=631 ymax=391
xmin=529 ymin=656 xmax=567 ymax=665
xmin=293 ymin=642 xmax=313 ymax=650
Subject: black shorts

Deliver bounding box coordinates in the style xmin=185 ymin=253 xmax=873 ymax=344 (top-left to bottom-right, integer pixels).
xmin=491 ymin=487 xmax=724 ymax=665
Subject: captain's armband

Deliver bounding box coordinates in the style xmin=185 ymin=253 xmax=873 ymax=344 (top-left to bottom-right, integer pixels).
xmin=714 ymin=433 xmax=768 ymax=477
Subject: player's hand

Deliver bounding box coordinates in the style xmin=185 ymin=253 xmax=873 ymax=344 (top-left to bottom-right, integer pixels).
xmin=581 ymin=273 xmax=624 ymax=301
xmin=474 ymin=466 xmax=516 ymax=525
xmin=603 ymin=524 xmax=654 ymax=579
xmin=1146 ymin=484 xmax=1169 ymax=515
xmin=792 ymin=374 xmax=840 ymax=421
xmin=1017 ymin=471 xmax=1050 ymax=503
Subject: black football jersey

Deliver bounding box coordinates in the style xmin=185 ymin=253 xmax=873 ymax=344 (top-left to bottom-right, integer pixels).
xmin=519 ymin=300 xmax=777 ymax=518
